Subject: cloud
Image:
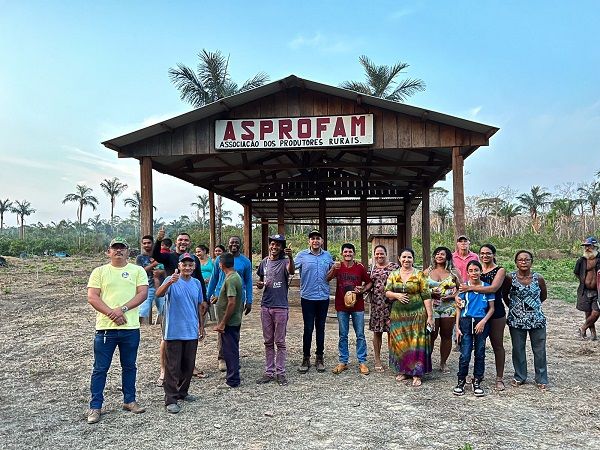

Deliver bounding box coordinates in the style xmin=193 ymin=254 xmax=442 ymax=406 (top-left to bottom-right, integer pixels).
xmin=389 ymin=7 xmax=415 ymax=20
xmin=0 ymin=155 xmax=50 ymax=170
xmin=288 ymin=32 xmax=358 ymax=53
xmin=97 ymin=110 xmax=188 ymax=142
xmin=468 ymin=106 xmax=482 ymax=118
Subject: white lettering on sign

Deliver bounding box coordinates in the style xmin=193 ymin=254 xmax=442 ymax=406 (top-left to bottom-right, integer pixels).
xmin=215 ymin=114 xmax=373 ymax=150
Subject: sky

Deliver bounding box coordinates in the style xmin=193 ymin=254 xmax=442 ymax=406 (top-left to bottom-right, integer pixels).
xmin=1 ymin=0 xmax=599 ymax=226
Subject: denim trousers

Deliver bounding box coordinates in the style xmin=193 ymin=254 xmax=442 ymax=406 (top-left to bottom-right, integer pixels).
xmin=163 ymin=339 xmax=198 ymax=405
xmin=301 ymin=298 xmax=330 ymax=358
xmin=261 ymin=306 xmax=289 ymax=376
xmin=457 ymin=317 xmax=490 ymax=380
xmin=509 ymin=326 xmax=548 ymax=384
xmin=138 ymin=287 xmax=165 ymax=318
xmin=336 ymin=310 xmax=367 ymax=364
xmin=90 ymin=329 xmax=140 ymax=409
xmin=221 ymin=325 xmax=241 ymax=387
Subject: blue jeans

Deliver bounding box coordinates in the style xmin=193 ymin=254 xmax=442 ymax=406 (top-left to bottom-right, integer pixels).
xmin=457 ymin=317 xmax=490 ymax=380
xmin=336 ymin=311 xmax=367 ymax=364
xmin=138 ymin=287 xmax=164 ymax=318
xmin=90 ymin=329 xmax=140 ymax=409
xmin=509 ymin=326 xmax=548 ymax=384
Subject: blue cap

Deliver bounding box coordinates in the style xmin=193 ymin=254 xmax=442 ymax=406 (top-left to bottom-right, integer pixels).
xmin=581 ymin=237 xmax=599 ymax=246
xmin=178 ymin=252 xmax=195 ymax=262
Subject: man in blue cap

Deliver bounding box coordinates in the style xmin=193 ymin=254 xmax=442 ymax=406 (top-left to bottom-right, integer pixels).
xmin=575 ymin=237 xmax=600 ymax=339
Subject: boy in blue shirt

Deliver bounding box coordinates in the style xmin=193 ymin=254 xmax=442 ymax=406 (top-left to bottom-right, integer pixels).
xmin=453 ymin=260 xmax=495 ymax=397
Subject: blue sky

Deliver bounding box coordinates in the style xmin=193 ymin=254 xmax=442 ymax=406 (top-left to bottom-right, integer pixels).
xmin=1 ymin=0 xmax=598 ymax=225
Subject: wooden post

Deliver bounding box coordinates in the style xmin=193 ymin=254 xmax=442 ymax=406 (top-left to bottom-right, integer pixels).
xmin=452 ymin=146 xmax=466 ymax=239
xmin=243 ymin=203 xmax=252 ymax=259
xmin=261 ymin=217 xmax=269 ymax=259
xmin=277 ymin=198 xmax=285 ymax=235
xmin=422 ymin=187 xmax=431 ymax=268
xmin=397 ymin=215 xmax=405 ymax=255
xmin=209 ymin=191 xmax=216 ymax=251
xmin=319 ymin=196 xmax=328 ymax=249
xmin=404 ymin=197 xmax=412 ymax=249
xmin=140 ymin=157 xmax=153 ymax=237
xmin=360 ymin=198 xmax=368 ymax=267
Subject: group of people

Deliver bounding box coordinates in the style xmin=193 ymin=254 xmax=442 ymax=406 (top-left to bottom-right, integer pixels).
xmin=85 ymin=228 xmax=580 ymax=424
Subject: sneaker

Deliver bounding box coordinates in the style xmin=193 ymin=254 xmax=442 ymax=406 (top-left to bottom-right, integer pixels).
xmin=453 ymin=379 xmax=466 ymax=396
xmin=256 ymin=375 xmax=275 ymax=384
xmin=122 ymin=401 xmax=146 ymax=414
xmin=315 ymin=357 xmax=325 ymax=372
xmin=473 ymin=378 xmax=485 ymax=397
xmin=217 ymin=382 xmax=234 ymax=389
xmin=298 ymin=356 xmax=310 ymax=373
xmin=87 ymin=408 xmax=101 ymax=424
xmin=218 ymin=360 xmax=227 ymax=372
xmin=277 ymin=374 xmax=289 ymax=386
xmin=331 ymin=363 xmax=348 ymax=374
xmin=358 ymin=363 xmax=370 ymax=375
xmin=166 ymin=403 xmax=181 ymax=414
xmin=182 ymin=394 xmax=198 ymax=402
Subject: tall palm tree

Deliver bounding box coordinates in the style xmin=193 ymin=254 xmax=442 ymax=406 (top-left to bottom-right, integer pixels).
xmin=0 ymin=198 xmax=13 ymax=231
xmin=433 ymin=205 xmax=452 ymax=233
xmin=497 ymin=203 xmax=523 ymax=232
xmin=100 ymin=177 xmax=128 ymax=232
xmin=123 ymin=191 xmax=142 ymax=220
xmin=63 ymin=184 xmax=99 ymax=247
xmin=517 ymin=186 xmax=552 ymax=233
xmin=168 ymin=49 xmax=270 ymax=108
xmin=340 ymin=55 xmax=425 ymax=102
xmin=11 ymin=200 xmax=35 ymax=239
xmin=191 ymin=193 xmax=209 ymax=227
xmin=578 ymin=181 xmax=600 ymax=232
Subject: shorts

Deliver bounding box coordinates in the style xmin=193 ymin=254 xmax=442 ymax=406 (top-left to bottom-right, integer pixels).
xmin=138 ymin=287 xmax=165 ymax=317
xmin=576 ymin=288 xmax=599 ymax=313
xmin=433 ymin=299 xmax=456 ymax=319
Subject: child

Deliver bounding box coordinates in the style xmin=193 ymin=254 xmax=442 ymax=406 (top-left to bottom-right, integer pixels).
xmin=453 ymin=260 xmax=495 ymax=396
xmin=160 ymin=238 xmax=173 ymax=253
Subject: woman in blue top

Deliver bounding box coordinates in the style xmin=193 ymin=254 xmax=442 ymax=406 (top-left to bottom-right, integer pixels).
xmin=195 ymin=245 xmax=213 ymax=284
xmin=502 ymin=250 xmax=548 ymax=391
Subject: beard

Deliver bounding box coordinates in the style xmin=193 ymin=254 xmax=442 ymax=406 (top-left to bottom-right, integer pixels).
xmin=583 ymin=248 xmax=599 ymax=259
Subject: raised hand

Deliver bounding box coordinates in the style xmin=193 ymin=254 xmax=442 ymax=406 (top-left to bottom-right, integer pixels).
xmin=171 ymin=268 xmax=180 ymax=284
xmin=157 ymin=225 xmax=166 ymax=241
xmin=284 ymin=246 xmax=293 ymax=257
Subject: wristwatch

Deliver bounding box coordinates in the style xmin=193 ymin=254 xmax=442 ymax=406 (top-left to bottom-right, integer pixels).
xmin=121 ymin=305 xmax=129 ymax=313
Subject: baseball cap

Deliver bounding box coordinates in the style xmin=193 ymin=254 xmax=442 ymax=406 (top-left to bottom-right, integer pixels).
xmin=308 ymin=229 xmax=322 ymax=238
xmin=269 ymin=234 xmax=286 ymax=243
xmin=178 ymin=252 xmax=195 ymax=262
xmin=109 ymin=237 xmax=129 ymax=248
xmin=456 ymin=235 xmax=469 ymax=242
xmin=581 ymin=236 xmax=599 ymax=246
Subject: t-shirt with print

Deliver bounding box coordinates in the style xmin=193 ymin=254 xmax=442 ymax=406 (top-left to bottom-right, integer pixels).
xmin=257 ymin=256 xmax=290 ymax=309
xmin=87 ymin=263 xmax=148 ymax=330
xmin=136 ymin=254 xmax=155 ymax=289
xmin=458 ymin=281 xmax=494 ymax=318
xmin=334 ymin=262 xmax=371 ymax=313
xmin=161 ymin=276 xmax=203 ymax=340
xmin=216 ymin=272 xmax=244 ymax=327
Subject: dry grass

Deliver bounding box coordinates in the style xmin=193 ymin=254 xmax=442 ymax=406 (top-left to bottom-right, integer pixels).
xmin=1 ymin=255 xmax=599 ymax=450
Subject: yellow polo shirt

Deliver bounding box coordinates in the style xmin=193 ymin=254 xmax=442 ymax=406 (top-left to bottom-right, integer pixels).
xmin=87 ymin=263 xmax=148 ymax=330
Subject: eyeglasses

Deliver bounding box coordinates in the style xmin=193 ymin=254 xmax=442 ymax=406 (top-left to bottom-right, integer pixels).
xmin=516 ymin=258 xmax=532 ymax=263
xmin=479 ymin=252 xmax=493 ymax=256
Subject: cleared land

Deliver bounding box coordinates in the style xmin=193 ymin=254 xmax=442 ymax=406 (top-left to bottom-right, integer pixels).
xmin=0 ymin=256 xmax=598 ymax=450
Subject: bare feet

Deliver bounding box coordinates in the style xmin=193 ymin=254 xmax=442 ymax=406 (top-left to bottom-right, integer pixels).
xmin=395 ymin=374 xmax=410 ymax=382
xmin=439 ymin=364 xmax=450 ymax=373
xmin=412 ymin=377 xmax=422 ymax=387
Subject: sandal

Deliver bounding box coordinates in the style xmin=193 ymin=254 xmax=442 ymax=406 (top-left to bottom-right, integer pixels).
xmin=537 ymin=383 xmax=549 ymax=392
xmin=511 ymin=379 xmax=525 ymax=387
xmin=395 ymin=374 xmax=410 ymax=382
xmin=495 ymin=378 xmax=506 ymax=391
xmin=577 ymin=327 xmax=588 ymax=340
xmin=412 ymin=377 xmax=422 ymax=387
xmin=193 ymin=370 xmax=209 ymax=379
xmin=156 ymin=377 xmax=164 ymax=387
xmin=374 ymin=365 xmax=385 ymax=373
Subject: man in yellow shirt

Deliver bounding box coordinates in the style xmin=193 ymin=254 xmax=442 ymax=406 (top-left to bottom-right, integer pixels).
xmin=86 ymin=237 xmax=149 ymax=424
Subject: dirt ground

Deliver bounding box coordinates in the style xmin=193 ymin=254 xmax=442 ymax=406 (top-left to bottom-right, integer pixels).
xmin=1 ymin=255 xmax=599 ymax=450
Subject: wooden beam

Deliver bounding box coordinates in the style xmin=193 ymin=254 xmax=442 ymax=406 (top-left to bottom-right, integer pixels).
xmin=397 ymin=215 xmax=405 ymax=255
xmin=209 ymin=191 xmax=216 ymax=251
xmin=452 ymin=147 xmax=466 ymax=238
xmin=360 ymin=198 xmax=368 ymax=267
xmin=261 ymin=217 xmax=269 ymax=259
xmin=277 ymin=198 xmax=285 ymax=235
xmin=404 ymin=197 xmax=413 ymax=250
xmin=140 ymin=157 xmax=153 ymax=237
xmin=319 ymin=196 xmax=328 ymax=249
xmin=243 ymin=203 xmax=252 ymax=259
xmin=421 ymin=187 xmax=431 ymax=268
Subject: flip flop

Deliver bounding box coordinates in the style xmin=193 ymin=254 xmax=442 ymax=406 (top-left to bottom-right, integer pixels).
xmin=495 ymin=379 xmax=506 ymax=391
xmin=156 ymin=377 xmax=164 ymax=387
xmin=193 ymin=371 xmax=209 ymax=379
xmin=577 ymin=327 xmax=588 ymax=340
xmin=412 ymin=377 xmax=422 ymax=387
xmin=395 ymin=374 xmax=410 ymax=382
xmin=374 ymin=366 xmax=385 ymax=373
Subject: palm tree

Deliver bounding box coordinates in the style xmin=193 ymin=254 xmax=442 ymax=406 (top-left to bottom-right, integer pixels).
xmin=123 ymin=191 xmax=142 ymax=220
xmin=433 ymin=205 xmax=452 ymax=233
xmin=100 ymin=177 xmax=128 ymax=232
xmin=578 ymin=181 xmax=600 ymax=232
xmin=191 ymin=193 xmax=209 ymax=228
xmin=0 ymin=198 xmax=13 ymax=231
xmin=168 ymin=49 xmax=270 ymax=108
xmin=11 ymin=200 xmax=35 ymax=239
xmin=340 ymin=55 xmax=425 ymax=102
xmin=63 ymin=184 xmax=99 ymax=227
xmin=517 ymin=186 xmax=552 ymax=233
xmin=497 ymin=203 xmax=523 ymax=232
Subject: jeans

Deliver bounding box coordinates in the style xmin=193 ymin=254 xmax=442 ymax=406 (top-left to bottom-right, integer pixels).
xmin=457 ymin=317 xmax=490 ymax=380
xmin=163 ymin=339 xmax=198 ymax=405
xmin=221 ymin=325 xmax=241 ymax=387
xmin=138 ymin=287 xmax=165 ymax=318
xmin=301 ymin=298 xmax=330 ymax=358
xmin=336 ymin=311 xmax=367 ymax=364
xmin=261 ymin=307 xmax=289 ymax=376
xmin=509 ymin=326 xmax=548 ymax=384
xmin=90 ymin=329 xmax=140 ymax=409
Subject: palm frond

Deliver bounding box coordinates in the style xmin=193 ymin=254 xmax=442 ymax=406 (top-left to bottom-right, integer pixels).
xmin=168 ymin=63 xmax=208 ymax=108
xmin=239 ymin=72 xmax=270 ymax=92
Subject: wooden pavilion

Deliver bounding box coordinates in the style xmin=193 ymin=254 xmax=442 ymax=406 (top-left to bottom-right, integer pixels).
xmin=102 ymin=75 xmax=498 ymax=266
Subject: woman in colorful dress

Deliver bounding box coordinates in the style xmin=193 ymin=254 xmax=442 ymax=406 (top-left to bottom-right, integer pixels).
xmin=424 ymin=247 xmax=462 ymax=373
xmin=368 ymin=245 xmax=398 ymax=372
xmin=459 ymin=244 xmax=507 ymax=389
xmin=385 ymin=248 xmax=434 ymax=387
xmin=502 ymin=250 xmax=548 ymax=391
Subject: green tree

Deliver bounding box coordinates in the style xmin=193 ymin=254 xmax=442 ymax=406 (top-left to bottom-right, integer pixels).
xmin=340 ymin=55 xmax=425 ymax=102
xmin=62 ymin=184 xmax=99 ymax=228
xmin=0 ymin=198 xmax=13 ymax=231
xmin=168 ymin=49 xmax=270 ymax=108
xmin=578 ymin=181 xmax=600 ymax=232
xmin=497 ymin=203 xmax=523 ymax=230
xmin=100 ymin=177 xmax=128 ymax=232
xmin=433 ymin=205 xmax=452 ymax=233
xmin=191 ymin=193 xmax=209 ymax=227
xmin=11 ymin=200 xmax=35 ymax=239
xmin=517 ymin=186 xmax=552 ymax=233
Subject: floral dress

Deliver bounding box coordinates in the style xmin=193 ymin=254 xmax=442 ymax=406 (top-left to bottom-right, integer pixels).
xmin=385 ymin=269 xmax=432 ymax=377
xmin=427 ymin=273 xmax=458 ymax=319
xmin=368 ymin=262 xmax=398 ymax=332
